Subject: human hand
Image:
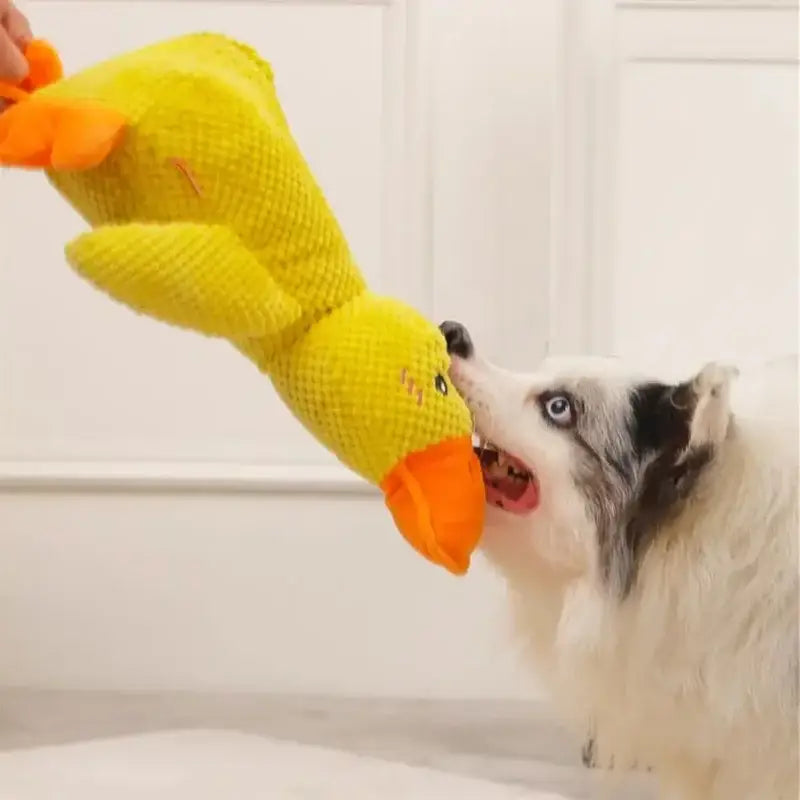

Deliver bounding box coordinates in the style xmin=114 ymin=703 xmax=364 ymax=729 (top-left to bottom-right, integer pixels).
xmin=0 ymin=0 xmax=31 ymax=82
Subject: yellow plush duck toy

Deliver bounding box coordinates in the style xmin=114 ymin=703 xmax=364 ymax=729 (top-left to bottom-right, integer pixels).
xmin=0 ymin=34 xmax=485 ymax=574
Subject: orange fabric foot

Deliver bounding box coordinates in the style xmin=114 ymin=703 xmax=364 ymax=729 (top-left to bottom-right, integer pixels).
xmin=0 ymin=39 xmax=63 ymax=101
xmin=0 ymin=98 xmax=56 ymax=166
xmin=50 ymin=101 xmax=128 ymax=170
xmin=0 ymin=97 xmax=127 ymax=170
xmin=20 ymin=39 xmax=63 ymax=92
xmin=0 ymin=38 xmax=122 ymax=171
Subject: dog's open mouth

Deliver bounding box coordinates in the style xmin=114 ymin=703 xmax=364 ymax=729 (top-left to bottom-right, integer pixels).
xmin=474 ymin=440 xmax=540 ymax=514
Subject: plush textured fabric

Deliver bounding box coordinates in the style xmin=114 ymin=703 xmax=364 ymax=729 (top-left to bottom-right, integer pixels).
xmin=0 ymin=34 xmax=485 ymax=573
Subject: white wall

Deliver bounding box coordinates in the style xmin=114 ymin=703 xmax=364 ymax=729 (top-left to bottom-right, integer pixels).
xmin=0 ymin=0 xmax=796 ymax=697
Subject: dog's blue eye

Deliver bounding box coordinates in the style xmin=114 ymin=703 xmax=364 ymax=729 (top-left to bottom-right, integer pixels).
xmin=434 ymin=374 xmax=448 ymax=395
xmin=545 ymin=395 xmax=573 ymax=425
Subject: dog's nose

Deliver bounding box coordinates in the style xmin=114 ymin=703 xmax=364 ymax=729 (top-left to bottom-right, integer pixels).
xmin=439 ymin=320 xmax=474 ymax=359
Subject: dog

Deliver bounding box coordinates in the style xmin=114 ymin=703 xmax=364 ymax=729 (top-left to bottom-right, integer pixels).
xmin=439 ymin=321 xmax=798 ymax=800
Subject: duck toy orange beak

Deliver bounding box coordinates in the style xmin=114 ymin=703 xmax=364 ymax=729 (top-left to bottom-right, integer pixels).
xmin=380 ymin=436 xmax=485 ymax=575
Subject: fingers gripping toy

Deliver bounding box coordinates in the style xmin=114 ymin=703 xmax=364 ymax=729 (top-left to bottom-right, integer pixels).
xmin=0 ymin=35 xmax=486 ymax=574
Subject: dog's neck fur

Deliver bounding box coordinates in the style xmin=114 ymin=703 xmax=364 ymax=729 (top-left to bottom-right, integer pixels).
xmin=492 ymin=413 xmax=799 ymax=797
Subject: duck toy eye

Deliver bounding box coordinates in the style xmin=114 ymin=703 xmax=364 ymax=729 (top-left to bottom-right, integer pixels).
xmin=434 ymin=374 xmax=448 ymax=396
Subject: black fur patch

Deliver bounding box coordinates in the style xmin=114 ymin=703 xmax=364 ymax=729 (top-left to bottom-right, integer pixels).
xmin=631 ymin=381 xmax=693 ymax=458
xmin=588 ymin=381 xmax=716 ymax=596
xmin=608 ymin=381 xmax=714 ymax=596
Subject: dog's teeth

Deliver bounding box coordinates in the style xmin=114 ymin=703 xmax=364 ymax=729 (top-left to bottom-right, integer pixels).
xmin=497 ymin=453 xmax=507 ymax=467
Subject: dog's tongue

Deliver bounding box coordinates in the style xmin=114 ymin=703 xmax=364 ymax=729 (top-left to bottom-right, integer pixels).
xmin=478 ymin=450 xmax=540 ymax=513
xmin=485 ymin=476 xmax=539 ymax=513
xmin=492 ymin=473 xmax=530 ymax=501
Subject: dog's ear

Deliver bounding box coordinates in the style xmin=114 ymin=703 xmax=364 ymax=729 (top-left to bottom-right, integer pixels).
xmin=632 ymin=362 xmax=738 ymax=460
xmin=683 ymin=362 xmax=738 ymax=453
xmin=615 ymin=363 xmax=738 ymax=596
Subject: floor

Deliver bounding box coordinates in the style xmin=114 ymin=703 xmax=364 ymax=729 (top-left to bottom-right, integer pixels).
xmin=0 ymin=691 xmax=655 ymax=798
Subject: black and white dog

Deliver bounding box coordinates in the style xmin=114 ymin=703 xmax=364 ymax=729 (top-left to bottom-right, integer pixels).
xmin=440 ymin=321 xmax=798 ymax=800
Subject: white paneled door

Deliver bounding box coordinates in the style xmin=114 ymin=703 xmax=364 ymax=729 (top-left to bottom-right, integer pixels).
xmin=557 ymin=0 xmax=798 ymax=374
xmin=0 ymin=0 xmax=555 ymax=696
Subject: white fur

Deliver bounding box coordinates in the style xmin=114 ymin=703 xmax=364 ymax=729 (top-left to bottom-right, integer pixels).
xmin=451 ymin=352 xmax=799 ymax=800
